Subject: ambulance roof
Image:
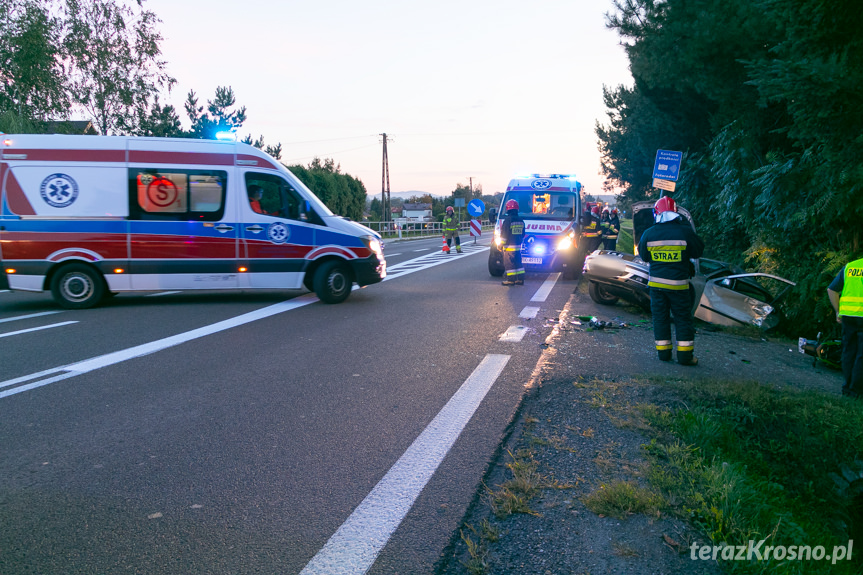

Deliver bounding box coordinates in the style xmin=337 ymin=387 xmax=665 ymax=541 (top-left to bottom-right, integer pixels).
xmin=505 ymin=174 xmax=582 ymax=193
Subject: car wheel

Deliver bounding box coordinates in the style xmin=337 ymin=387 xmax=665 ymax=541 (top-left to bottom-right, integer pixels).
xmin=488 ymin=248 xmax=504 ymax=277
xmin=314 ymin=260 xmax=352 ymax=304
xmin=50 ymin=263 xmax=106 ymax=309
xmin=588 ymin=281 xmax=619 ymax=306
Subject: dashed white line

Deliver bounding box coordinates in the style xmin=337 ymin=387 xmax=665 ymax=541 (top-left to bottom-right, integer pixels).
xmin=412 ymin=248 xmax=430 ymax=252
xmin=0 ymin=311 xmax=63 ymax=324
xmin=519 ymin=306 xmax=540 ymax=319
xmin=299 ymin=354 xmax=511 ymax=575
xmin=531 ymin=273 xmax=560 ymax=302
xmin=499 ymin=325 xmax=529 ymax=342
xmin=0 ymin=321 xmax=78 ymax=339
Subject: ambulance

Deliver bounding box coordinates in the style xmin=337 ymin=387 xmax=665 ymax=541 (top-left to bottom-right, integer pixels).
xmin=0 ymin=134 xmax=386 ymax=308
xmin=488 ymin=174 xmax=584 ymax=279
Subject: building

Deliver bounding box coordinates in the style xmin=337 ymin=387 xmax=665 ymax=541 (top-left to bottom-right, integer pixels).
xmin=401 ymin=203 xmax=433 ymax=222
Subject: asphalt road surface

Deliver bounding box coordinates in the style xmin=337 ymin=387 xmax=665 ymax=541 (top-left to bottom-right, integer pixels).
xmin=0 ymin=234 xmax=578 ymax=575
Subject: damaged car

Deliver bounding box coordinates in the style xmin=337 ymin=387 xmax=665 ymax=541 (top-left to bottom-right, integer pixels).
xmin=582 ymin=201 xmax=795 ymax=330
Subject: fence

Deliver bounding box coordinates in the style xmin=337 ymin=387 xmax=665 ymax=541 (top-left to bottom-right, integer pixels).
xmin=364 ymin=220 xmax=493 ymax=240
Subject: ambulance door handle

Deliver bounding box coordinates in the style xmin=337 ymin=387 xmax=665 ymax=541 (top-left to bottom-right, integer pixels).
xmin=214 ymin=224 xmax=234 ymax=232
xmin=245 ymin=225 xmax=264 ymax=233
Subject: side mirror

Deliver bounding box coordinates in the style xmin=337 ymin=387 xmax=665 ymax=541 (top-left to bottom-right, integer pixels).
xmin=488 ymin=208 xmax=497 ymax=224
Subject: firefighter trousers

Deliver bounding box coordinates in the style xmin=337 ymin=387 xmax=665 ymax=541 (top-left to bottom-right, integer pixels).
xmin=503 ymin=245 xmax=524 ymax=284
xmin=650 ymin=286 xmax=695 ymax=364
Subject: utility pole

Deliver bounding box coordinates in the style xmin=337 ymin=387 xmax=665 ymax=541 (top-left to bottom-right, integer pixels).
xmin=380 ymin=133 xmax=391 ymax=228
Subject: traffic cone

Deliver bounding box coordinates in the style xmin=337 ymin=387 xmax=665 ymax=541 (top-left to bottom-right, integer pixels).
xmin=442 ymin=236 xmax=450 ymax=253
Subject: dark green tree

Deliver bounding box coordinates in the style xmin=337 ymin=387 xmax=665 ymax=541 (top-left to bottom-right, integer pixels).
xmin=62 ymin=0 xmax=174 ymax=134
xmin=184 ymin=86 xmax=246 ymax=140
xmin=288 ymin=157 xmax=367 ymax=221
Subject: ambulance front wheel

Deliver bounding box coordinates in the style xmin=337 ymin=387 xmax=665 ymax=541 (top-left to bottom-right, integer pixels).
xmin=50 ymin=263 xmax=106 ymax=309
xmin=314 ymin=260 xmax=352 ymax=304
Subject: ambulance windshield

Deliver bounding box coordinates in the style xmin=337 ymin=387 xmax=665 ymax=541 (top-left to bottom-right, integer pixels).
xmin=505 ymin=191 xmax=578 ymax=220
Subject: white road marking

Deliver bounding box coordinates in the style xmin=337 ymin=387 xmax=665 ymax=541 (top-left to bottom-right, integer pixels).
xmin=531 ymin=273 xmax=560 ymax=302
xmin=499 ymin=325 xmax=529 ymax=342
xmin=519 ymin=306 xmax=540 ymax=319
xmin=0 ymin=295 xmax=319 ymax=399
xmin=0 ymin=243 xmax=490 ymax=400
xmin=412 ymin=248 xmax=429 ymax=252
xmin=0 ymin=321 xmax=78 ymax=339
xmin=384 ymin=246 xmax=488 ymax=280
xmin=299 ymin=354 xmax=510 ymax=575
xmin=0 ymin=311 xmax=62 ymax=324
xmin=385 ymin=253 xmax=402 ymax=257
xmin=145 ymin=291 xmax=182 ymax=297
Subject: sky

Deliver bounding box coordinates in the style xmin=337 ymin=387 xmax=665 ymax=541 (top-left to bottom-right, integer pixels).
xmin=145 ymin=0 xmax=633 ymax=199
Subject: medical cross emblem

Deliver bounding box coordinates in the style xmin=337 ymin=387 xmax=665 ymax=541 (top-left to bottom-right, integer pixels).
xmin=40 ymin=173 xmax=79 ymax=208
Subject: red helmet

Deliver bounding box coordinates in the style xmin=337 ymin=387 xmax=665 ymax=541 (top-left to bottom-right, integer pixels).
xmin=446 ymin=205 xmax=454 ymax=214
xmin=505 ymin=199 xmax=519 ymax=211
xmin=591 ymin=206 xmax=600 ymax=216
xmin=611 ymin=207 xmax=619 ymax=216
xmin=653 ymin=196 xmax=676 ymax=216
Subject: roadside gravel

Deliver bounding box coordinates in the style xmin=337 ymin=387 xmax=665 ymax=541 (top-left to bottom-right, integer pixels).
xmin=436 ymin=280 xmax=843 ymax=575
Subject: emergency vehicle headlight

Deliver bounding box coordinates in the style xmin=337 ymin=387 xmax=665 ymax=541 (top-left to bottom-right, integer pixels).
xmin=557 ymin=230 xmax=575 ymax=251
xmin=493 ymin=227 xmax=503 ymax=247
xmin=531 ymin=243 xmax=547 ymax=256
xmin=362 ymin=235 xmax=384 ymax=259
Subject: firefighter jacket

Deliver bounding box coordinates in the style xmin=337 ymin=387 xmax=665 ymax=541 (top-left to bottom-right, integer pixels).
xmin=637 ymin=217 xmax=704 ymax=290
xmin=443 ymin=213 xmax=460 ymax=231
xmin=581 ymin=213 xmax=600 ymax=238
xmin=499 ymin=210 xmax=525 ymax=247
xmin=605 ymin=215 xmax=620 ymax=239
xmin=839 ymin=257 xmax=863 ymax=317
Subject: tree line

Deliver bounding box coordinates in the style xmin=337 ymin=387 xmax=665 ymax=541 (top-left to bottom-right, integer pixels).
xmin=0 ymin=0 xmax=367 ymax=220
xmin=597 ymin=0 xmax=863 ymax=333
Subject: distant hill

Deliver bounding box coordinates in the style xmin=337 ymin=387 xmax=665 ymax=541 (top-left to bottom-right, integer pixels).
xmin=369 ymin=190 xmax=444 ymax=201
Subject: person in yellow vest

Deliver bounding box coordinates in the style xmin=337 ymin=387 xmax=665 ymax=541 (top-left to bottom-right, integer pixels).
xmin=827 ymin=257 xmax=863 ymax=397
xmin=443 ymin=206 xmax=462 ymax=253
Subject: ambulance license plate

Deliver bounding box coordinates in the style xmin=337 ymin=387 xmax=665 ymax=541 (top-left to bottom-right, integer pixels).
xmin=523 ymin=257 xmax=542 ymax=264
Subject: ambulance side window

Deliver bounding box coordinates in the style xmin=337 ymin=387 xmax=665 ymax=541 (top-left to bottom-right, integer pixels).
xmin=244 ymin=173 xmax=324 ymax=225
xmin=129 ymin=168 xmax=227 ymax=221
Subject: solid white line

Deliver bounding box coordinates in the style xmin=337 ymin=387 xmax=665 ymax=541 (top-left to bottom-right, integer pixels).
xmin=519 ymin=306 xmax=540 ymax=319
xmin=299 ymin=354 xmax=510 ymax=575
xmin=0 ymin=321 xmax=78 ymax=339
xmin=531 ymin=273 xmax=560 ymax=302
xmin=0 ymin=311 xmax=62 ymax=324
xmin=0 ymin=295 xmax=319 ymax=400
xmin=145 ymin=291 xmax=182 ymax=297
xmin=499 ymin=325 xmax=529 ymax=342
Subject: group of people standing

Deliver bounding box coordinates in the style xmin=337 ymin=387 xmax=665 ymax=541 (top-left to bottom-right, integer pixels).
xmin=580 ymin=205 xmax=621 ymax=253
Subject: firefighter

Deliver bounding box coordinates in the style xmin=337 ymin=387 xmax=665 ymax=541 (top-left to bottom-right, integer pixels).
xmin=827 ymin=256 xmax=863 ymax=397
xmin=637 ymin=196 xmax=705 ymax=366
xmin=443 ymin=206 xmax=462 ymax=253
xmin=604 ymin=208 xmax=621 ymax=251
xmin=581 ymin=205 xmax=602 ymax=254
xmin=499 ymin=199 xmax=525 ymax=286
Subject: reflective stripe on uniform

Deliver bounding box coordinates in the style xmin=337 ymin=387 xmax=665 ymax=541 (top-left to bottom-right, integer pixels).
xmin=655 ymin=340 xmax=673 ymax=351
xmin=839 ymin=296 xmax=863 ymax=316
xmin=647 ymin=240 xmax=687 ymax=247
xmin=648 ymin=277 xmax=690 ymax=290
xmin=677 ymin=340 xmax=694 ymax=351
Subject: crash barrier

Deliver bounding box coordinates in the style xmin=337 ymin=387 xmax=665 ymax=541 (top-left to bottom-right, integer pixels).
xmin=366 ymin=220 xmax=493 ymax=239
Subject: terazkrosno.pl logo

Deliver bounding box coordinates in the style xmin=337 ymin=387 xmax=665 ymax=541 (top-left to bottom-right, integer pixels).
xmin=40 ymin=173 xmax=79 ymax=208
xmin=691 ymin=540 xmax=853 ymax=565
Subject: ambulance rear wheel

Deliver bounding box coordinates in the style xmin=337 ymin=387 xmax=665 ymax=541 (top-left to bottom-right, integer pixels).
xmin=314 ymin=260 xmax=352 ymax=304
xmin=51 ymin=263 xmax=105 ymax=309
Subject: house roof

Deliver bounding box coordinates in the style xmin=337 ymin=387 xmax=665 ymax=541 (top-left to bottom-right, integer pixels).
xmin=403 ymin=203 xmax=432 ymax=210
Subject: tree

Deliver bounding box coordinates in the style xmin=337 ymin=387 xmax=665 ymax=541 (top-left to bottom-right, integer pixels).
xmin=0 ymin=0 xmax=68 ymax=121
xmin=62 ymin=0 xmax=174 ymax=135
xmin=135 ymin=97 xmax=183 ymax=137
xmin=287 ymin=157 xmax=367 ymax=221
xmin=185 ymin=86 xmax=246 ymax=140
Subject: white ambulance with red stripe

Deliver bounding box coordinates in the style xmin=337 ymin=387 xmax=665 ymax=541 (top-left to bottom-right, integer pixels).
xmin=488 ymin=173 xmax=584 ymax=279
xmin=0 ymin=134 xmax=386 ymax=308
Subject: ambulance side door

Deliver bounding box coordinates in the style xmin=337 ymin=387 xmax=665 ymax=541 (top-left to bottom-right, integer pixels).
xmin=127 ymin=166 xmax=237 ymax=290
xmin=239 ymin=171 xmax=323 ymax=289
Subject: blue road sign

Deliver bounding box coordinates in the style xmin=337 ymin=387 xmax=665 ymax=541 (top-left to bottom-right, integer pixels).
xmin=653 ymin=150 xmax=683 ymax=182
xmin=468 ymin=199 xmax=485 ymax=218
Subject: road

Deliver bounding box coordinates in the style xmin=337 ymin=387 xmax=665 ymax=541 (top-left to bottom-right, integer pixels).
xmin=0 ymin=234 xmax=578 ymax=575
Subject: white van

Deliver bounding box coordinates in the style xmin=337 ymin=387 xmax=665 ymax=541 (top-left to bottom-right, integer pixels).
xmin=0 ymin=134 xmax=386 ymax=308
xmin=488 ymin=174 xmax=584 ymax=279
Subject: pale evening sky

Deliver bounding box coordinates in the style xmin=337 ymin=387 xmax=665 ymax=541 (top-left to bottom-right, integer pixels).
xmin=145 ymin=0 xmax=633 ymax=199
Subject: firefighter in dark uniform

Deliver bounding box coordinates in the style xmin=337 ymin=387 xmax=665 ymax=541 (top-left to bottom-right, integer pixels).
xmin=500 ymin=199 xmax=525 ymax=286
xmin=637 ymin=196 xmax=705 ymax=366
xmin=604 ymin=208 xmax=621 ymax=250
xmin=827 ymin=257 xmax=863 ymax=397
xmin=581 ymin=205 xmax=602 ymax=253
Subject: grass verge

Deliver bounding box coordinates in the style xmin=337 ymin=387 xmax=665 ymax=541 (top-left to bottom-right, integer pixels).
xmin=640 ymin=377 xmax=863 ymax=574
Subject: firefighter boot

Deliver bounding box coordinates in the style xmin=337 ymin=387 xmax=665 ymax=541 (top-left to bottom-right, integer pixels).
xmin=677 ymin=350 xmax=698 ymax=366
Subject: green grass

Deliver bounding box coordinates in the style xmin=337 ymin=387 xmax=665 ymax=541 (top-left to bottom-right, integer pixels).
xmin=583 ymin=480 xmax=664 ymax=519
xmin=641 ymin=378 xmax=863 ymax=574
xmin=618 ymin=218 xmax=634 ymax=253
